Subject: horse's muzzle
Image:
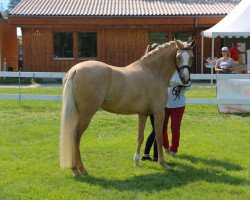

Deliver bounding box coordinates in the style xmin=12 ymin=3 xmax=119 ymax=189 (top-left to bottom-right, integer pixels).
xmin=177 ymin=65 xmax=191 ymax=84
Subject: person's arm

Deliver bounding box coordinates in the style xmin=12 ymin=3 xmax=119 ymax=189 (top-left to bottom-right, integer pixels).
xmin=181 ymin=81 xmax=192 ymax=92
xmin=239 ymin=50 xmax=246 ymax=54
xmin=169 ymin=79 xmax=182 ymax=87
xmin=214 ymin=59 xmax=222 ymax=73
xmin=168 ymin=71 xmax=183 ymax=87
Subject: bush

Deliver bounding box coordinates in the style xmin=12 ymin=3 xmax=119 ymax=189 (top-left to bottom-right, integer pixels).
xmin=0 ymin=77 xmax=32 ymax=84
xmin=0 ymin=77 xmax=62 ymax=85
xmin=32 ymin=78 xmax=62 ymax=84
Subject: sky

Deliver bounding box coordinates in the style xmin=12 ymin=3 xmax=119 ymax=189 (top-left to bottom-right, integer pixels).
xmin=0 ymin=0 xmax=9 ymax=11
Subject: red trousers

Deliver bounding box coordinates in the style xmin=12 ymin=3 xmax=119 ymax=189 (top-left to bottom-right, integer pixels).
xmin=163 ymin=106 xmax=185 ymax=153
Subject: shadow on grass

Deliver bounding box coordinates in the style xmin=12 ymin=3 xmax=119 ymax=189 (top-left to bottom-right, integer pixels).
xmin=179 ymin=154 xmax=244 ymax=171
xmin=74 ymin=155 xmax=248 ymax=192
xmin=234 ymin=113 xmax=250 ymax=118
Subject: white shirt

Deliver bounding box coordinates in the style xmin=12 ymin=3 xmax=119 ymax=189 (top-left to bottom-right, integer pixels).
xmin=166 ymin=71 xmax=191 ymax=108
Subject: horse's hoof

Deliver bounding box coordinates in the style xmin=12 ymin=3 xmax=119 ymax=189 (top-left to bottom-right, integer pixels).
xmin=81 ymin=170 xmax=88 ymax=176
xmin=159 ymin=160 xmax=170 ymax=169
xmin=73 ymin=171 xmax=80 ymax=177
xmin=134 ymin=158 xmax=141 ymax=167
xmin=72 ymin=167 xmax=80 ymax=176
xmin=160 ymin=162 xmax=170 ymax=169
xmin=134 ymin=152 xmax=141 ymax=168
xmin=78 ymin=167 xmax=88 ymax=175
xmin=134 ymin=160 xmax=141 ymax=168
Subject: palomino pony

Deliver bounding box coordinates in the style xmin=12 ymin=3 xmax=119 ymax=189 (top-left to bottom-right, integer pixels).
xmin=60 ymin=39 xmax=195 ymax=176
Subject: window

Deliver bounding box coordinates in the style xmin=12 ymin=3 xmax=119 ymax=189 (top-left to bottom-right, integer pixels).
xmin=148 ymin=32 xmax=168 ymax=44
xmin=78 ymin=32 xmax=97 ymax=58
xmin=173 ymin=32 xmax=193 ymax=42
xmin=53 ymin=32 xmax=73 ymax=58
xmin=53 ymin=31 xmax=97 ymax=59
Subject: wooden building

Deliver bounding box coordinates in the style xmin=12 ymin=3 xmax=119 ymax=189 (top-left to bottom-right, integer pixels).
xmin=0 ymin=13 xmax=18 ymax=71
xmin=8 ymin=0 xmax=241 ymax=73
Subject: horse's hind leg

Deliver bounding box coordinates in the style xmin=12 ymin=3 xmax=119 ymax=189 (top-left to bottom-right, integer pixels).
xmin=134 ymin=114 xmax=147 ymax=167
xmin=75 ymin=128 xmax=88 ymax=175
xmin=154 ymin=111 xmax=169 ymax=169
xmin=72 ymin=113 xmax=95 ymax=176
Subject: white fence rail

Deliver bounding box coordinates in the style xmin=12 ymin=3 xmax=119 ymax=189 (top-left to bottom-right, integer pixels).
xmin=0 ymin=71 xmax=249 ymax=79
xmin=0 ymin=71 xmax=65 ymax=78
xmin=0 ymin=72 xmax=250 ymax=105
xmin=0 ymin=94 xmax=62 ymax=101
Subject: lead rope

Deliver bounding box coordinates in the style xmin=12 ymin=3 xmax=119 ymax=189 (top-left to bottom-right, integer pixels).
xmin=172 ymin=80 xmax=192 ymax=101
xmin=172 ymin=86 xmax=181 ymax=101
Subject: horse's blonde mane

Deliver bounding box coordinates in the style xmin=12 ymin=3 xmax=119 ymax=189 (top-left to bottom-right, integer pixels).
xmin=140 ymin=41 xmax=175 ymax=61
xmin=141 ymin=40 xmax=191 ymax=61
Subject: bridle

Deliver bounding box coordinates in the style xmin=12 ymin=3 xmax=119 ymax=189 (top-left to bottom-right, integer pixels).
xmin=172 ymin=48 xmax=192 ymax=101
xmin=175 ymin=48 xmax=192 ymax=84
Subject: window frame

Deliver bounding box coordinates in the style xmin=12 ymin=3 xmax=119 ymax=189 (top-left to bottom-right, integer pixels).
xmin=77 ymin=32 xmax=97 ymax=59
xmin=148 ymin=31 xmax=169 ymax=45
xmin=53 ymin=32 xmax=74 ymax=60
xmin=52 ymin=31 xmax=98 ymax=61
xmin=172 ymin=31 xmax=193 ymax=42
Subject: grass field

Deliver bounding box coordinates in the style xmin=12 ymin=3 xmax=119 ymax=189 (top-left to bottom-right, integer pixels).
xmin=0 ymin=86 xmax=249 ymax=199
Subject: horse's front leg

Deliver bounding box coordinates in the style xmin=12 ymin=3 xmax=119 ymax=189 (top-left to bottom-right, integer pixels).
xmin=134 ymin=114 xmax=147 ymax=167
xmin=154 ymin=110 xmax=169 ymax=169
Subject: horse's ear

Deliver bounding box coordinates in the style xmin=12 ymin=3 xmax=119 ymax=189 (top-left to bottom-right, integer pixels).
xmin=174 ymin=39 xmax=182 ymax=49
xmin=188 ymin=39 xmax=196 ymax=49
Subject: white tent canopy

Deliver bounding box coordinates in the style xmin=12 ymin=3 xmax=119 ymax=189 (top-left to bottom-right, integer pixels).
xmin=202 ymin=0 xmax=250 ymax=38
xmin=201 ymin=0 xmax=250 ymax=73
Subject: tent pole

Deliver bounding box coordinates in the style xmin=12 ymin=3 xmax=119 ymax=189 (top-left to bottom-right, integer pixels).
xmin=211 ymin=37 xmax=215 ymax=87
xmin=201 ymin=33 xmax=204 ymax=74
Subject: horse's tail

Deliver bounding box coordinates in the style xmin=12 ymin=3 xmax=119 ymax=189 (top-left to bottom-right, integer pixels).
xmin=60 ymin=69 xmax=78 ymax=169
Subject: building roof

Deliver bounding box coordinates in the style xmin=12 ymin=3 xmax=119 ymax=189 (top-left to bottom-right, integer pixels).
xmin=10 ymin=0 xmax=241 ymax=17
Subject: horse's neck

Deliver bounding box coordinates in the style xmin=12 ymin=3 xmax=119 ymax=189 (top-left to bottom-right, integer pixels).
xmin=142 ymin=47 xmax=177 ymax=83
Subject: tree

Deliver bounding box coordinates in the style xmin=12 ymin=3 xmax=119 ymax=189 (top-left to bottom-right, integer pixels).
xmin=7 ymin=0 xmax=21 ymax=13
xmin=0 ymin=3 xmax=4 ymax=12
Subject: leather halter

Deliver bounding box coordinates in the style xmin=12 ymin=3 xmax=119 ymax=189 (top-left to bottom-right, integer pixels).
xmin=175 ymin=49 xmax=192 ymax=84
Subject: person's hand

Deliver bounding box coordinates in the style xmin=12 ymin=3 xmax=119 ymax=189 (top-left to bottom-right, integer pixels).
xmin=221 ymin=66 xmax=227 ymax=72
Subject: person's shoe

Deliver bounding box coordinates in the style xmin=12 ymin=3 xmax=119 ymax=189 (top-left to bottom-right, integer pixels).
xmin=152 ymin=158 xmax=158 ymax=162
xmin=165 ymin=148 xmax=170 ymax=154
xmin=141 ymin=155 xmax=152 ymax=161
xmin=169 ymin=151 xmax=176 ymax=158
xmin=165 ymin=148 xmax=177 ymax=158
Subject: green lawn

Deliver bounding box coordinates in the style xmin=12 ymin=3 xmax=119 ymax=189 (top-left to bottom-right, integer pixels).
xmin=0 ymin=86 xmax=249 ymax=199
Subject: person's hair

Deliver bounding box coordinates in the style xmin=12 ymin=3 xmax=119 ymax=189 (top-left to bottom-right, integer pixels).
xmin=232 ymin=42 xmax=237 ymax=46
